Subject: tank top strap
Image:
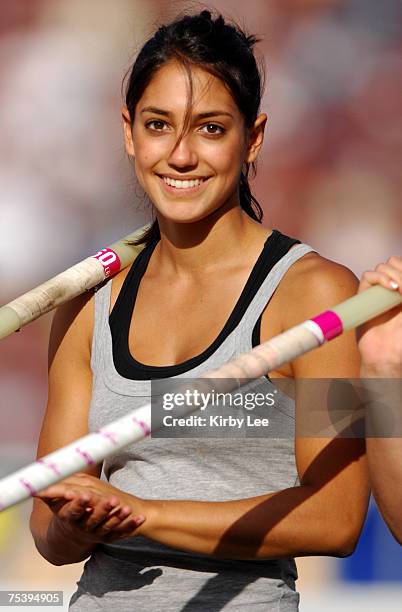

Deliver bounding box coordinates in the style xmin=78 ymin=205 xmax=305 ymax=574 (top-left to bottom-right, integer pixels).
xmin=91 ymin=279 xmax=113 ymax=373
xmin=235 ymin=243 xmax=316 ymax=354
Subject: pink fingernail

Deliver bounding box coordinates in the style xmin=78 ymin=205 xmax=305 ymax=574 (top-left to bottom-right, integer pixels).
xmin=135 ymin=515 xmax=145 ymax=525
xmin=390 ymin=281 xmax=399 ymax=290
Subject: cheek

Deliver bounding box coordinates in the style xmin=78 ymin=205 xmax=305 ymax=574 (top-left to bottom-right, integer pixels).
xmin=137 ymin=139 xmax=168 ymax=168
xmin=132 ymin=126 xmax=157 ymax=163
xmin=210 ymin=145 xmax=244 ymax=180
xmin=133 ymin=154 xmax=149 ymax=184
xmin=134 ymin=149 xmax=157 ymax=175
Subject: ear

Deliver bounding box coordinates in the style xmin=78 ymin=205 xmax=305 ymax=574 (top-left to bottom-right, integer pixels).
xmin=122 ymin=106 xmax=135 ymax=157
xmin=245 ymin=113 xmax=267 ymax=164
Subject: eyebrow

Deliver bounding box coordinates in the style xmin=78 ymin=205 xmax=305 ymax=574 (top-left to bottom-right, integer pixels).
xmin=140 ymin=106 xmax=234 ymax=119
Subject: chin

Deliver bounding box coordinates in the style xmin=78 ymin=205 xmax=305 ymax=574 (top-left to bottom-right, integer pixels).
xmin=156 ymin=202 xmax=223 ymax=226
xmin=162 ymin=213 xmax=212 ymax=226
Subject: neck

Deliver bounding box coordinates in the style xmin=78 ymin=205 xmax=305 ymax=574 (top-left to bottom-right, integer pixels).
xmin=153 ymin=204 xmax=271 ymax=277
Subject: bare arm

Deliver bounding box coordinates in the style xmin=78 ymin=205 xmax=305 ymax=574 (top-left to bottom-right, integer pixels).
xmin=30 ymin=292 xmax=142 ymax=565
xmin=357 ymin=256 xmax=402 ymax=544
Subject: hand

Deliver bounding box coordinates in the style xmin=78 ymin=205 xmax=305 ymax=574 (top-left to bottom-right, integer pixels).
xmin=36 ymin=472 xmax=146 ymax=545
xmin=357 ymin=256 xmax=402 ymax=376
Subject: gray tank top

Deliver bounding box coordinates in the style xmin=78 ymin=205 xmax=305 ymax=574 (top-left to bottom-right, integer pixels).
xmin=70 ymin=234 xmax=315 ymax=611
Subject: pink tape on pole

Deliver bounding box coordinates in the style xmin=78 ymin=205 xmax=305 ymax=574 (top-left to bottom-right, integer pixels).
xmin=92 ymin=248 xmax=121 ymax=277
xmin=99 ymin=430 xmax=118 ymax=445
xmin=20 ymin=478 xmax=37 ymax=496
xmin=311 ymin=310 xmax=343 ymax=341
xmin=75 ymin=447 xmax=95 ymax=466
xmin=133 ymin=417 xmax=151 ymax=437
xmin=38 ymin=459 xmax=61 ymax=476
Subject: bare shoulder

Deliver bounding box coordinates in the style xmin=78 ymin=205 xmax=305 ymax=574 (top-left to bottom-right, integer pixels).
xmin=272 ymin=251 xmax=360 ymax=378
xmin=49 ymin=258 xmax=134 ymax=363
xmin=278 ymin=251 xmax=358 ymax=328
xmin=49 ymin=290 xmax=95 ymax=367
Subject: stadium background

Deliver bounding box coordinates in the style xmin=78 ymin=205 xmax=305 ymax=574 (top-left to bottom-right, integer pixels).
xmin=0 ymin=1 xmax=401 ymax=609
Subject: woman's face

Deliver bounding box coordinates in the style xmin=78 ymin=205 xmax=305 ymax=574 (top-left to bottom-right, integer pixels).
xmin=123 ymin=61 xmax=264 ymax=225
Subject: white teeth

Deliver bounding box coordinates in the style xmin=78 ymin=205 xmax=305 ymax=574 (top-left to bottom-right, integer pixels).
xmin=163 ymin=177 xmax=204 ymax=189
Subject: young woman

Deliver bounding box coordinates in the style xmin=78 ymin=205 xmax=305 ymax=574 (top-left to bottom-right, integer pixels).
xmin=30 ymin=11 xmax=369 ymax=611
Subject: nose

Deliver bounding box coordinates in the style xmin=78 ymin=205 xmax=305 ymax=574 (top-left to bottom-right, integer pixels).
xmin=167 ymin=133 xmax=198 ymax=170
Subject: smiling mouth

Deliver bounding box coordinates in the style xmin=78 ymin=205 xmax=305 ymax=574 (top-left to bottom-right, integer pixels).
xmin=158 ymin=175 xmax=209 ymax=191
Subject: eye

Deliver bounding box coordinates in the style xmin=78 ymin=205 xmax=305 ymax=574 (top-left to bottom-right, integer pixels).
xmin=200 ymin=123 xmax=225 ymax=135
xmin=146 ymin=120 xmax=168 ymax=131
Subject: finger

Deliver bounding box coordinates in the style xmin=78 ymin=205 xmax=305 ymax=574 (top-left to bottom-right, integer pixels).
xmin=364 ymin=267 xmax=400 ymax=289
xmin=108 ymin=510 xmax=145 ymax=534
xmin=375 ymin=262 xmax=402 ymax=286
xmin=61 ymin=494 xmax=93 ymax=521
xmin=56 ymin=494 xmax=95 ymax=522
xmin=358 ymin=269 xmax=401 ymax=294
xmin=83 ymin=497 xmax=122 ymax=531
xmin=97 ymin=512 xmax=131 ymax=533
xmin=36 ymin=489 xmax=80 ymax=514
xmin=386 ymin=256 xmax=402 ymax=271
xmin=38 ymin=485 xmax=78 ymax=501
xmin=102 ymin=515 xmax=145 ymax=542
xmin=93 ymin=504 xmax=137 ymax=534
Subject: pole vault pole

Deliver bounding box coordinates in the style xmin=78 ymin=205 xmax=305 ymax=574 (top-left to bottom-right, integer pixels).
xmin=0 ymin=283 xmax=400 ymax=510
xmin=0 ymin=226 xmax=148 ymax=340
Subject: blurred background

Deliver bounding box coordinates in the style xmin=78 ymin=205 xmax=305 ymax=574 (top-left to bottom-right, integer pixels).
xmin=0 ymin=0 xmax=401 ymax=610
